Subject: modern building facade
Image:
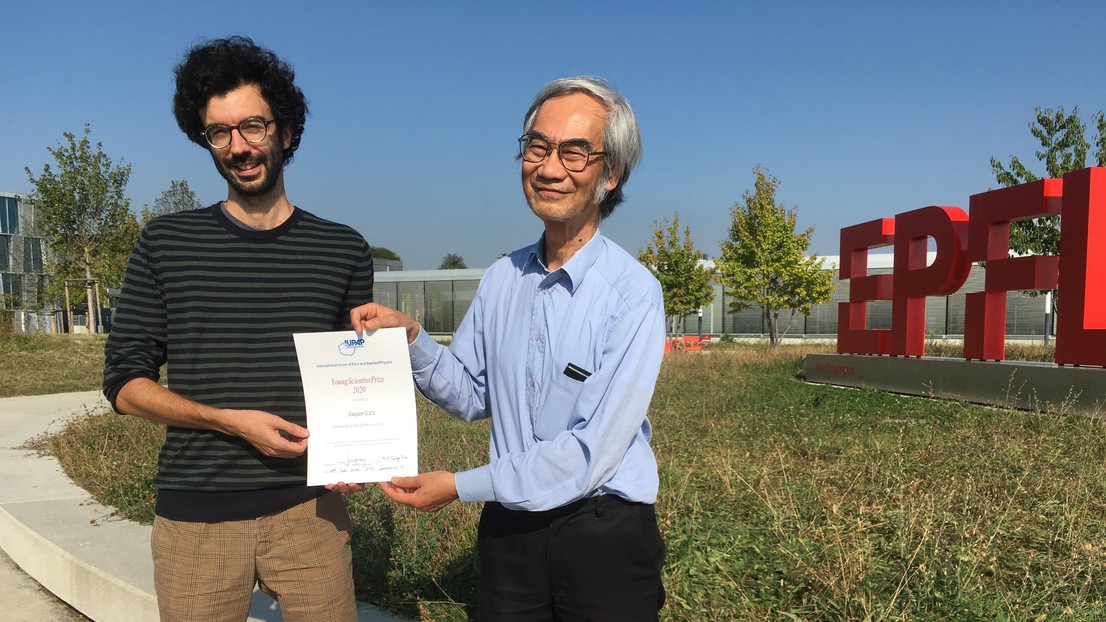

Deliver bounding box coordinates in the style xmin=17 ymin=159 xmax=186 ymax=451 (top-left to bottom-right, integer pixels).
xmin=374 ymin=268 xmax=483 ymax=334
xmin=0 ymin=192 xmax=50 ymax=332
xmin=373 ymin=255 xmax=1054 ymax=341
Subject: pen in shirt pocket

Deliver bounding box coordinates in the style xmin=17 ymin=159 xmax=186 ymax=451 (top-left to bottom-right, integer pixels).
xmin=563 ymin=363 xmax=592 ymax=382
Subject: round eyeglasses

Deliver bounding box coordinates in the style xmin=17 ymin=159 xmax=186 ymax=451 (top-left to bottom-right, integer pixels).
xmin=518 ymin=134 xmax=606 ymax=173
xmin=201 ymin=117 xmax=277 ymax=149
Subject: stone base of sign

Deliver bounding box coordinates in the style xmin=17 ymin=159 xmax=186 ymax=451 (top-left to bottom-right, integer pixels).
xmin=805 ymin=354 xmax=1106 ymax=416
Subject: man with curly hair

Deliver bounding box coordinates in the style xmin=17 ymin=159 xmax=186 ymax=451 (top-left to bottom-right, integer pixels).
xmin=103 ymin=36 xmax=373 ymax=621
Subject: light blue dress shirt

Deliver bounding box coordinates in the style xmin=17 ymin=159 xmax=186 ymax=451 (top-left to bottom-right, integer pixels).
xmin=408 ymin=232 xmax=667 ymax=511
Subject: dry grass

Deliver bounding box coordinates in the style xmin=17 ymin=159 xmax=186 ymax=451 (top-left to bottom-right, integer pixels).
xmin=923 ymin=338 xmax=1055 ymax=362
xmin=29 ymin=409 xmax=161 ymax=523
xmin=0 ymin=334 xmax=107 ymax=397
xmin=652 ymin=343 xmax=1106 ymax=620
xmin=29 ymin=337 xmax=1106 ymax=620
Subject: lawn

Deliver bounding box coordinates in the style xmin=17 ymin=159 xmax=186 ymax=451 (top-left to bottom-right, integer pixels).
xmin=0 ymin=333 xmax=108 ymax=397
xmin=16 ymin=334 xmax=1106 ymax=620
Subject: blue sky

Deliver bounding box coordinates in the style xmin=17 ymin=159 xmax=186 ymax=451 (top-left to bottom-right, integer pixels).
xmin=3 ymin=1 xmax=1104 ymax=269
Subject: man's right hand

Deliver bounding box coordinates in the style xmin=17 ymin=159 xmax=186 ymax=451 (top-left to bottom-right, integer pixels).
xmin=350 ymin=302 xmax=420 ymax=344
xmin=224 ymin=408 xmax=309 ymax=458
xmin=115 ymin=378 xmax=308 ymax=459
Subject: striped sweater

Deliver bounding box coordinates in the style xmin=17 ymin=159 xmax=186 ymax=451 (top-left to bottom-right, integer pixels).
xmin=103 ymin=204 xmax=374 ymax=520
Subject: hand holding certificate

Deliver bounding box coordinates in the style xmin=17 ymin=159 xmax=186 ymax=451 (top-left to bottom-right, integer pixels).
xmin=293 ymin=328 xmax=418 ymax=486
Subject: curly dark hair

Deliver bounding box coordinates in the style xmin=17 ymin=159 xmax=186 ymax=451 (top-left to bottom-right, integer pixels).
xmin=172 ymin=36 xmax=308 ymax=164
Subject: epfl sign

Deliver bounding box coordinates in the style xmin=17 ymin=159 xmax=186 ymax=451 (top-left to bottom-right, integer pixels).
xmin=838 ymin=167 xmax=1105 ymax=367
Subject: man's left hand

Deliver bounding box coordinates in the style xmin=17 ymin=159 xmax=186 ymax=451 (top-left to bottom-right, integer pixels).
xmin=325 ymin=482 xmax=365 ymax=496
xmin=379 ymin=471 xmax=459 ymax=512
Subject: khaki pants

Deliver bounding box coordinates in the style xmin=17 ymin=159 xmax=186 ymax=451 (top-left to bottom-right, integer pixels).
xmin=151 ymin=491 xmax=356 ymax=622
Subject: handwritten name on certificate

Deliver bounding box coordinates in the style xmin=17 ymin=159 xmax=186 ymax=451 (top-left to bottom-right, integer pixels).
xmin=293 ymin=328 xmax=418 ymax=486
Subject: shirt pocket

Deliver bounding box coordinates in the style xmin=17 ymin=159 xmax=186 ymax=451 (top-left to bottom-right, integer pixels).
xmin=533 ymin=369 xmax=588 ymax=441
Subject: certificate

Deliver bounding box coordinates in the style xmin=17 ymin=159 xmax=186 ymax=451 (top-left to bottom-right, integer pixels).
xmin=293 ymin=328 xmax=418 ymax=485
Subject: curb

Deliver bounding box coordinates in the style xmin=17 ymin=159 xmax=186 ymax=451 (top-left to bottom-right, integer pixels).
xmin=0 ymin=504 xmax=159 ymax=621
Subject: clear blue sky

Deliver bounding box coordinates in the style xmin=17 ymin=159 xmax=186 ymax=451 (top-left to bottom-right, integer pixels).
xmin=3 ymin=1 xmax=1104 ymax=270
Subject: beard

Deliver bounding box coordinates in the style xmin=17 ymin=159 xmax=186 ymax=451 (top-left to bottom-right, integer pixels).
xmin=211 ymin=142 xmax=285 ymax=198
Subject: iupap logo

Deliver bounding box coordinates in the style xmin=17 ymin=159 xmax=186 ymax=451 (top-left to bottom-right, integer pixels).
xmin=338 ymin=337 xmax=365 ymax=357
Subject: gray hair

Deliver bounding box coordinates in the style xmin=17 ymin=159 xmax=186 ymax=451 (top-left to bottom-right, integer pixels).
xmin=521 ymin=76 xmax=642 ymax=219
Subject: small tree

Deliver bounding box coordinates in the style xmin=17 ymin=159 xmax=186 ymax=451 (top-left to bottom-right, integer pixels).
xmin=370 ymin=246 xmax=401 ymax=261
xmin=715 ymin=165 xmax=835 ymax=347
xmin=438 ymin=253 xmax=467 ymax=269
xmin=638 ymin=212 xmax=715 ymax=335
xmin=142 ymin=179 xmax=202 ymax=223
xmin=990 ymin=106 xmax=1106 ymax=256
xmin=25 ymin=125 xmax=139 ymax=330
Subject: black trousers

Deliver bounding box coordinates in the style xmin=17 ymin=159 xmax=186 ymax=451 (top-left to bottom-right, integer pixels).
xmin=477 ymin=495 xmax=666 ymax=622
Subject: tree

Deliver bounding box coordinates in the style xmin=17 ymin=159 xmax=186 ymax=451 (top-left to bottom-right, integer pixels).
xmin=25 ymin=125 xmax=139 ymax=330
xmin=990 ymin=106 xmax=1106 ymax=256
xmin=637 ymin=212 xmax=715 ymax=335
xmin=715 ymin=165 xmax=835 ymax=347
xmin=438 ymin=253 xmax=467 ymax=270
xmin=370 ymin=246 xmax=401 ymax=261
xmin=142 ymin=179 xmax=202 ymax=223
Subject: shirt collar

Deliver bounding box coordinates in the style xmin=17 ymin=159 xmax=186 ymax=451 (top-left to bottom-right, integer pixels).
xmin=525 ymin=231 xmax=604 ymax=294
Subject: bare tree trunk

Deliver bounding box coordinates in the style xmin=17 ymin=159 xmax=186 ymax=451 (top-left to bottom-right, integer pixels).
xmin=94 ymin=281 xmax=104 ymax=333
xmin=83 ymin=257 xmax=96 ymax=334
xmin=765 ymin=307 xmax=780 ymax=347
xmin=64 ymin=283 xmax=73 ymax=334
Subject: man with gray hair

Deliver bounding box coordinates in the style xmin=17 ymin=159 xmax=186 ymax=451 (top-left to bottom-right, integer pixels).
xmin=343 ymin=76 xmax=667 ymax=619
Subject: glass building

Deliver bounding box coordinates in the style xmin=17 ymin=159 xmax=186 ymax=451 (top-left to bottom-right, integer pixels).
xmin=0 ymin=192 xmax=49 ymax=331
xmin=376 ymin=256 xmax=1054 ymax=340
xmin=672 ymin=257 xmax=1052 ymax=339
xmin=374 ymin=269 xmax=484 ymax=335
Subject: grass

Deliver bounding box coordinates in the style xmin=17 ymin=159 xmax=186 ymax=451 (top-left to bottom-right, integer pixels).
xmin=0 ymin=333 xmax=108 ymax=397
xmin=34 ymin=405 xmax=162 ymax=524
xmin=15 ymin=333 xmax=1106 ymax=620
xmin=653 ymin=346 xmax=1106 ymax=620
xmin=923 ymin=339 xmax=1056 ymax=362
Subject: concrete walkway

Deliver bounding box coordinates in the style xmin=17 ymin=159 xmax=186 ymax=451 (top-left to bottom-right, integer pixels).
xmin=0 ymin=545 xmax=88 ymax=621
xmin=0 ymin=390 xmax=404 ymax=622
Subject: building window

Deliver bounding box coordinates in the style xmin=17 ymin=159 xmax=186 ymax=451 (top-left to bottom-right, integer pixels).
xmin=22 ymin=274 xmax=48 ymax=309
xmin=0 ymin=197 xmax=19 ymax=235
xmin=0 ymin=236 xmax=10 ymax=271
xmin=1 ymin=273 xmax=21 ymax=307
xmin=23 ymin=238 xmax=44 ymax=273
xmin=396 ymin=281 xmax=426 ymax=325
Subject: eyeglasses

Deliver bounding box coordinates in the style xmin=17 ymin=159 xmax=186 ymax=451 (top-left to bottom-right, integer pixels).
xmin=518 ymin=134 xmax=606 ymax=173
xmin=201 ymin=117 xmax=277 ymax=149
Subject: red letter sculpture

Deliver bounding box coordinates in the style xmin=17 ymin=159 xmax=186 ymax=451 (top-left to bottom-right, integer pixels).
xmin=891 ymin=206 xmax=971 ymax=356
xmin=838 ymin=218 xmax=894 ymax=354
xmin=1055 ymin=167 xmax=1106 ymax=366
xmin=963 ymin=179 xmax=1062 ymax=360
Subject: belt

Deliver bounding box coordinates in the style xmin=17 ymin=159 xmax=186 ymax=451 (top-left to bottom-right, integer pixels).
xmin=486 ymin=494 xmax=648 ymax=523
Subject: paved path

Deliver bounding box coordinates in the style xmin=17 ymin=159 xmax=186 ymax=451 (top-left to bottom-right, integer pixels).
xmin=0 ymin=545 xmax=89 ymax=621
xmin=0 ymin=390 xmax=404 ymax=622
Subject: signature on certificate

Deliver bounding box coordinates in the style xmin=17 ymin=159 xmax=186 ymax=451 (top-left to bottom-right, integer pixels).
xmin=323 ymin=454 xmax=412 ymax=475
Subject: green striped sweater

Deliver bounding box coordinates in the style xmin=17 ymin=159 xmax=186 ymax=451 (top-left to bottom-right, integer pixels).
xmin=103 ymin=204 xmax=374 ymax=520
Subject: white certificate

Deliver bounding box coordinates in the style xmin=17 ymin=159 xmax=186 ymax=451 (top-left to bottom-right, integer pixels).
xmin=293 ymin=328 xmax=418 ymax=485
